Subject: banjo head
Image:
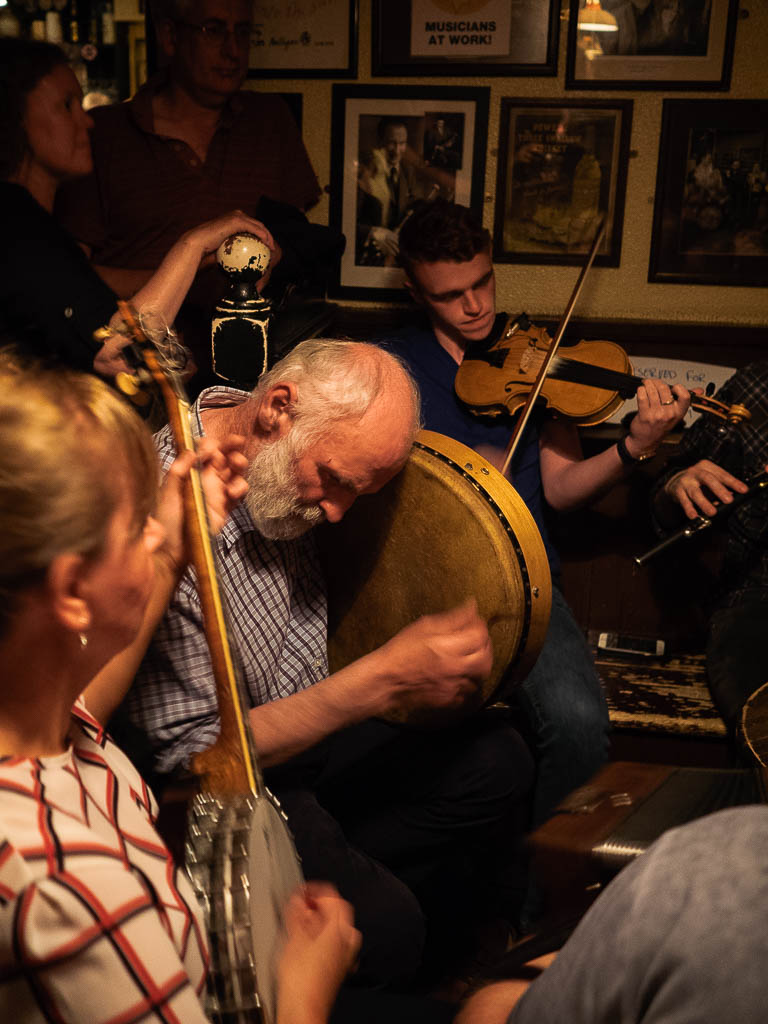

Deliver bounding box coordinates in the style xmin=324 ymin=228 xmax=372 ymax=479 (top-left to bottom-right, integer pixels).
xmin=186 ymin=790 xmax=303 ymax=1024
xmin=318 ymin=430 xmax=552 ymax=724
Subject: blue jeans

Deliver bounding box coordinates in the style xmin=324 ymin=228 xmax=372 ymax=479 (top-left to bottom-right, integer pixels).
xmin=707 ymin=599 xmax=768 ymax=732
xmin=504 ymin=586 xmax=611 ymax=826
xmin=267 ymin=714 xmax=534 ymax=984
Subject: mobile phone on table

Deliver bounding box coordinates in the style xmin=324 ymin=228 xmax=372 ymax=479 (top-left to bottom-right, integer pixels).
xmin=597 ymin=633 xmax=665 ymax=657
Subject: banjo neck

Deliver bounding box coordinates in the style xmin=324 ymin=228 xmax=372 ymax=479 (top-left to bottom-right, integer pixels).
xmin=117 ymin=302 xmax=305 ymax=1024
xmin=117 ymin=301 xmax=263 ymax=799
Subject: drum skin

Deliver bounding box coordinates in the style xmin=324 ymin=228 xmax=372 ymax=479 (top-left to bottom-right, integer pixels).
xmin=318 ymin=430 xmax=552 ymax=724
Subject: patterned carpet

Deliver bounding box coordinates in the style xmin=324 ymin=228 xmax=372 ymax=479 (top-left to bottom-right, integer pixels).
xmin=596 ymin=650 xmax=727 ymax=739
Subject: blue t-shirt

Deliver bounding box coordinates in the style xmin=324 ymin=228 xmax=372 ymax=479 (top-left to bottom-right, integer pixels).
xmin=381 ymin=323 xmax=560 ymax=575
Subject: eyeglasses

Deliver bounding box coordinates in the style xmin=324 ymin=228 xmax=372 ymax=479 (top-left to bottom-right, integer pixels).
xmin=176 ymin=20 xmax=253 ymax=46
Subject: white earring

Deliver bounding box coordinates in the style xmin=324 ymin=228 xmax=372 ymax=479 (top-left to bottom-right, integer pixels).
xmin=79 ymin=633 xmax=88 ymax=648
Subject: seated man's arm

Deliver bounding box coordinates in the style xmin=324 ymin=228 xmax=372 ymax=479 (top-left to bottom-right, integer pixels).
xmin=251 ymin=599 xmax=492 ymax=767
xmin=456 ymin=956 xmax=556 ymax=1024
xmin=132 ymin=588 xmax=491 ymax=775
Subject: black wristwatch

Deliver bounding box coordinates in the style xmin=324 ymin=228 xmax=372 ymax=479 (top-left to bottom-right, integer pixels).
xmin=616 ymin=432 xmax=657 ymax=466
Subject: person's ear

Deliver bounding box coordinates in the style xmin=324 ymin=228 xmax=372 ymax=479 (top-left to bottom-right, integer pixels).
xmin=256 ymin=382 xmax=298 ymax=439
xmin=156 ymin=17 xmax=177 ymax=61
xmin=46 ymin=553 xmax=92 ymax=636
xmin=404 ymin=275 xmax=422 ymax=307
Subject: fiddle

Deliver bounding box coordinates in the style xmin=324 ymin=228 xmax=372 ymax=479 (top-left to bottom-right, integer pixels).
xmin=455 ymin=313 xmax=752 ymax=430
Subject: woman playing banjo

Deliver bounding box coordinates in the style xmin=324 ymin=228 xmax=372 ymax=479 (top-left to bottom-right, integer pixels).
xmin=0 ymin=356 xmax=359 ymax=1021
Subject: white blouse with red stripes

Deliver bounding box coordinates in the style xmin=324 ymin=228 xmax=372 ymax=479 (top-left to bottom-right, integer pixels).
xmin=0 ymin=701 xmax=210 ymax=1023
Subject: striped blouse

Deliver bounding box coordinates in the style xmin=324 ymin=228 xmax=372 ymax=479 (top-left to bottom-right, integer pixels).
xmin=0 ymin=701 xmax=209 ymax=1022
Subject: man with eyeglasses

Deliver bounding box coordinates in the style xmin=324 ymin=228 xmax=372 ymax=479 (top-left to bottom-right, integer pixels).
xmin=56 ymin=0 xmax=321 ymax=391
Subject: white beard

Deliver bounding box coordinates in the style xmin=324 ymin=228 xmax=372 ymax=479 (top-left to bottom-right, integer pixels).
xmin=244 ymin=433 xmax=324 ymax=540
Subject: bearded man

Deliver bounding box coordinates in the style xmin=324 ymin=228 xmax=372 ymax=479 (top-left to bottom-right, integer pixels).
xmin=125 ymin=338 xmax=534 ymax=987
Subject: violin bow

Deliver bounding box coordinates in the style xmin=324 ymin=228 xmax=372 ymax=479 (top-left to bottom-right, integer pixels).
xmin=500 ymin=219 xmax=606 ymax=478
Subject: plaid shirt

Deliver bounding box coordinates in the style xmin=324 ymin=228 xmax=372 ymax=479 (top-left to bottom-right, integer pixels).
xmin=655 ymin=360 xmax=768 ymax=610
xmin=0 ymin=701 xmax=209 ymax=1022
xmin=127 ymin=387 xmax=328 ymax=775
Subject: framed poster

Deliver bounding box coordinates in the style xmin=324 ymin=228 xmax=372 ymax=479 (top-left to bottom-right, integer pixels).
xmin=372 ymin=0 xmax=559 ymax=77
xmin=248 ymin=0 xmax=357 ymax=78
xmin=330 ymin=84 xmax=490 ymax=300
xmin=493 ymin=98 xmax=632 ymax=267
xmin=649 ymin=100 xmax=768 ymax=287
xmin=566 ymin=0 xmax=738 ymax=91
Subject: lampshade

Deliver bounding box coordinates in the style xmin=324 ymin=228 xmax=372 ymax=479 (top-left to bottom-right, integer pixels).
xmin=578 ymin=0 xmax=618 ymax=32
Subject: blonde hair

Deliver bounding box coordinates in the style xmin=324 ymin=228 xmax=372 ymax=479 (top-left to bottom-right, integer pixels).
xmin=0 ymin=357 xmax=158 ymax=632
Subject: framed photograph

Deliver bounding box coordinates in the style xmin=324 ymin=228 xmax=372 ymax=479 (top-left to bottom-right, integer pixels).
xmin=649 ymin=100 xmax=768 ymax=287
xmin=248 ymin=0 xmax=357 ymax=78
xmin=493 ymin=99 xmax=632 ymax=267
xmin=330 ymin=84 xmax=490 ymax=300
xmin=566 ymin=0 xmax=738 ymax=90
xmin=372 ymin=0 xmax=559 ymax=77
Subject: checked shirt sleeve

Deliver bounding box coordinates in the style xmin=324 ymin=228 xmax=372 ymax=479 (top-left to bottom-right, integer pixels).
xmin=0 ymin=858 xmax=209 ymax=1023
xmin=128 ymin=569 xmax=223 ymax=776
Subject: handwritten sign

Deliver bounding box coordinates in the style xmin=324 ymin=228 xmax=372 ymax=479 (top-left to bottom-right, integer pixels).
xmin=250 ymin=0 xmax=349 ymax=72
xmin=410 ymin=0 xmax=511 ymax=57
xmin=605 ymin=357 xmax=736 ymax=425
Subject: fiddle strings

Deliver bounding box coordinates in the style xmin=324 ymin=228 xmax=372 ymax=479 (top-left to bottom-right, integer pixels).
xmin=547 ymin=355 xmax=751 ymax=427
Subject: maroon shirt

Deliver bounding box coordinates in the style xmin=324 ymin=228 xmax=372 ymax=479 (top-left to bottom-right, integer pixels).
xmin=56 ymin=73 xmax=321 ymax=270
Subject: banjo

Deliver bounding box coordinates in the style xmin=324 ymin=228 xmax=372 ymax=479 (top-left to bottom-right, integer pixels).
xmin=117 ymin=302 xmax=302 ymax=1024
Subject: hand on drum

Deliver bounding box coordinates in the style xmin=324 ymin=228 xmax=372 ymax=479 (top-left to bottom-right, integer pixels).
xmin=276 ymin=883 xmax=361 ymax=1024
xmin=377 ymin=598 xmax=493 ymax=714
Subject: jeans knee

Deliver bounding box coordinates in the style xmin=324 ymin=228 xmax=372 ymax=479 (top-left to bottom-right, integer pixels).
xmin=463 ymin=722 xmax=535 ymax=809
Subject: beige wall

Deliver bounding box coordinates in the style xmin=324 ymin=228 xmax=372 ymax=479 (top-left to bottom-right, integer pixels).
xmin=249 ymin=0 xmax=768 ymax=326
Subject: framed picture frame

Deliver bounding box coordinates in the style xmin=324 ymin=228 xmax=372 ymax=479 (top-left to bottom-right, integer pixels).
xmin=330 ymin=84 xmax=490 ymax=300
xmin=493 ymin=98 xmax=632 ymax=267
xmin=248 ymin=0 xmax=357 ymax=78
xmin=649 ymin=100 xmax=768 ymax=287
xmin=565 ymin=0 xmax=738 ymax=91
xmin=372 ymin=0 xmax=559 ymax=77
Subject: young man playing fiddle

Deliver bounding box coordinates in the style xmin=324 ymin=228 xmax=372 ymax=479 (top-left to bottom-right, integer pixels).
xmin=381 ymin=198 xmax=691 ymax=829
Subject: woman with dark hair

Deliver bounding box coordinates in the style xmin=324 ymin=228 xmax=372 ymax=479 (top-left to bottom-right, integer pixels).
xmin=0 ymin=37 xmax=272 ymax=378
xmin=0 ymin=356 xmax=360 ymax=1021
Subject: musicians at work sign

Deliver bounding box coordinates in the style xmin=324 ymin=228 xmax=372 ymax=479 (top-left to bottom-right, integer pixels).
xmin=410 ymin=0 xmax=511 ymax=56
